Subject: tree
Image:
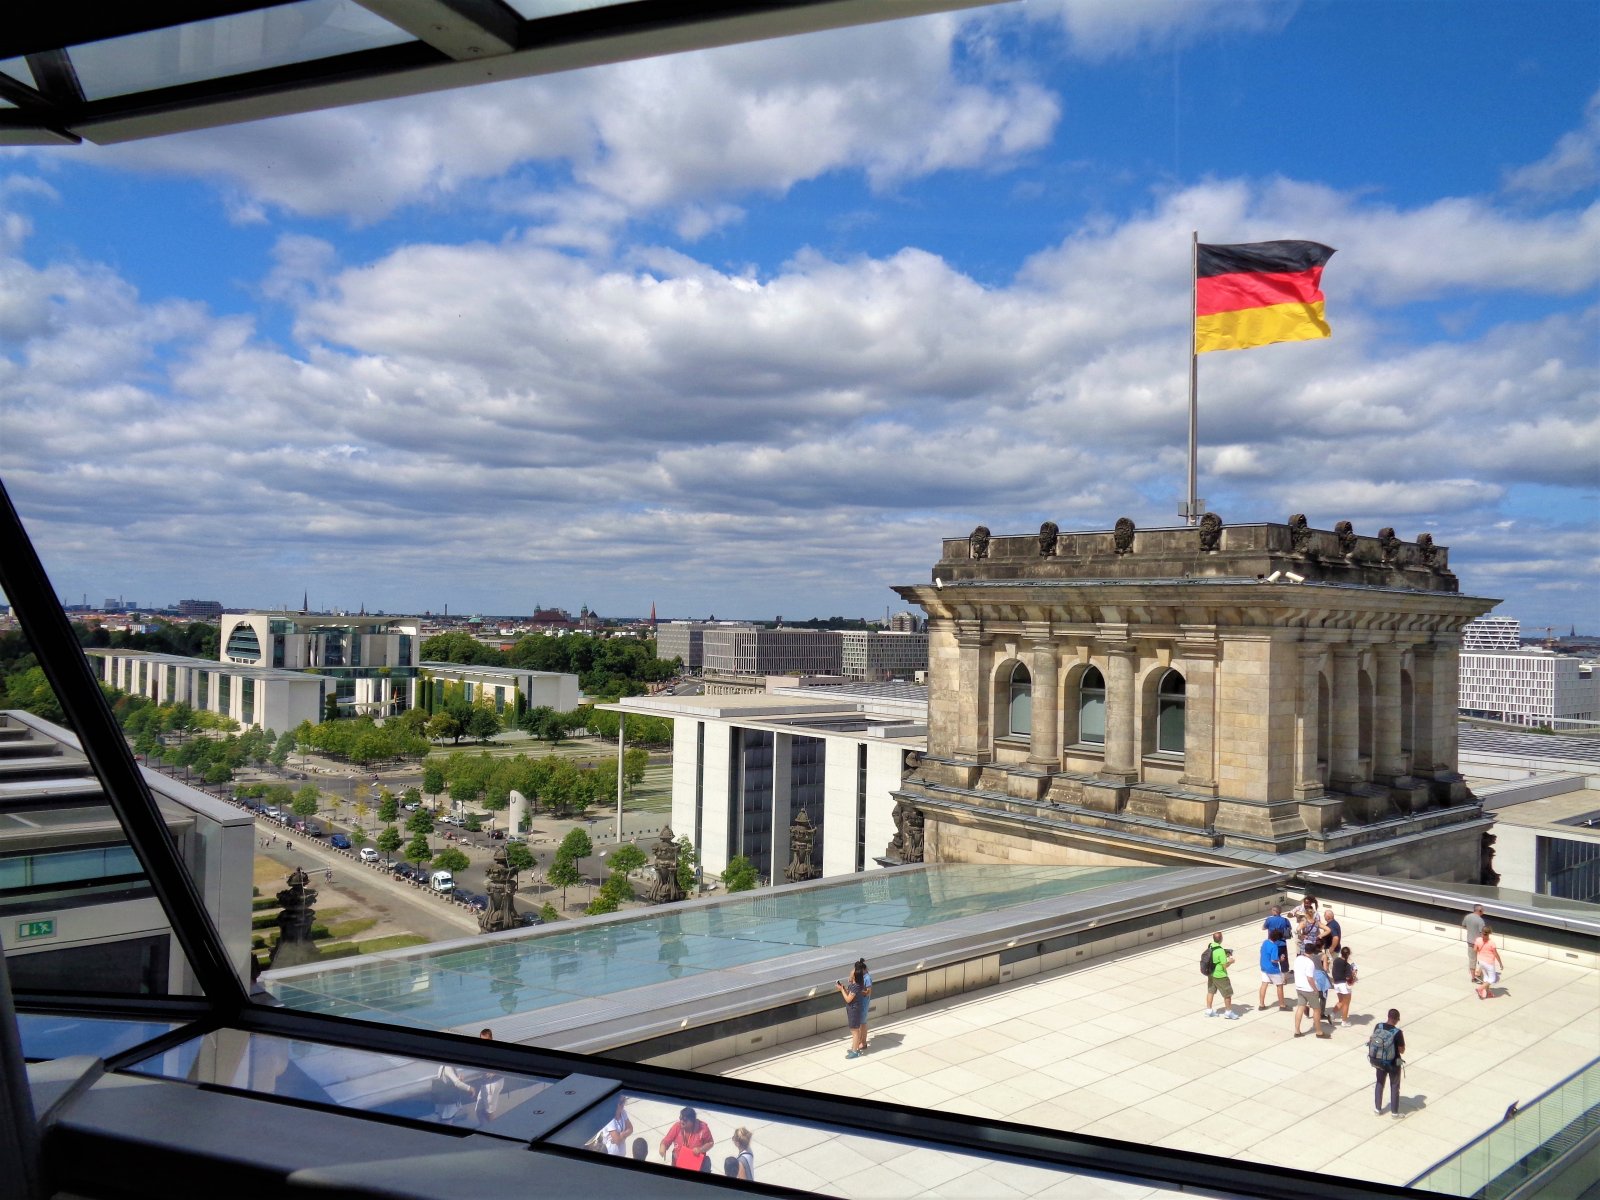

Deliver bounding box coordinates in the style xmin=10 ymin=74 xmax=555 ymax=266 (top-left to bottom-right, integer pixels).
xmin=323 ymin=693 xmax=340 ymax=721
xmin=377 ymin=790 xmax=399 ymax=823
xmin=722 ymin=855 xmax=759 ymax=893
xmin=608 ymin=844 xmax=647 ymax=875
xmin=271 ymin=729 xmax=294 ymax=769
xmin=405 ymin=807 xmax=435 ymax=835
xmin=376 ymin=824 xmax=403 ymax=865
xmin=402 ymin=786 xmax=422 ymax=811
xmin=349 ymin=827 xmax=368 ymax=848
xmin=404 ymin=833 xmax=433 ymax=868
xmin=547 ymin=827 xmax=591 ymax=908
xmin=676 ymin=836 xmax=699 ymax=896
xmin=426 ymin=712 xmax=461 ymax=743
xmin=622 ymin=747 xmax=650 ymax=790
xmin=291 ymin=784 xmax=320 ymax=819
xmin=538 ymin=901 xmax=559 ymax=924
xmin=432 ymin=846 xmax=470 ymax=874
xmin=419 ymin=631 xmax=504 ymax=665
xmin=467 ymin=707 xmax=502 ymax=741
xmin=422 ymin=761 xmax=445 ymax=802
xmin=505 ymin=842 xmax=535 ymax=873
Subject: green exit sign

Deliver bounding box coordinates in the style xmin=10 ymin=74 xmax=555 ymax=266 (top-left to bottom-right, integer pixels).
xmin=17 ymin=919 xmax=55 ymax=940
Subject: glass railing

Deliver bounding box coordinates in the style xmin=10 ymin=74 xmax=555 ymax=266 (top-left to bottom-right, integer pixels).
xmin=1411 ymin=1056 xmax=1600 ymax=1198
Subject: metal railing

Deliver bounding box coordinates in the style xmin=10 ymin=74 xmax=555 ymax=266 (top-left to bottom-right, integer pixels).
xmin=1410 ymin=1056 xmax=1600 ymax=1198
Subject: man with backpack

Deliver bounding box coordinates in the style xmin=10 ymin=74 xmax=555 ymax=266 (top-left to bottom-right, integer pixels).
xmin=1369 ymin=1008 xmax=1406 ymax=1115
xmin=1202 ymin=931 xmax=1238 ymax=1019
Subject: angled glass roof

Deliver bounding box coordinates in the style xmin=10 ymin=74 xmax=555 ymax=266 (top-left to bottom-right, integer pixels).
xmin=0 ymin=0 xmax=1002 ymax=147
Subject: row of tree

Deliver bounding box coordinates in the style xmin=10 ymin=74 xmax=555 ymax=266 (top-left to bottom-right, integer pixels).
xmin=417 ymin=631 xmax=680 ymax=700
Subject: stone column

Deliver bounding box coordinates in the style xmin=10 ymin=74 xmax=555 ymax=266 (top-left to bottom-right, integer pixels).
xmin=1294 ymin=645 xmax=1326 ymax=799
xmin=1372 ymin=643 xmax=1407 ymax=783
xmin=1410 ymin=643 xmax=1440 ymax=776
xmin=1026 ymin=627 xmax=1059 ymax=769
xmin=1330 ymin=645 xmax=1362 ymax=786
xmin=955 ymin=621 xmax=990 ymax=762
xmin=1431 ymin=636 xmax=1462 ymax=778
xmin=1100 ymin=642 xmax=1138 ymax=784
xmin=1176 ymin=642 xmax=1217 ymax=794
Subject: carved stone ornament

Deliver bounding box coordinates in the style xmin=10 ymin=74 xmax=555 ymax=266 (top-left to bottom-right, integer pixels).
xmin=784 ymin=809 xmax=820 ymax=884
xmin=646 ymin=823 xmax=686 ymax=904
xmin=1416 ymin=532 xmax=1440 ymax=568
xmin=1038 ymin=521 xmax=1059 ymax=557
xmin=271 ymin=865 xmax=319 ymax=967
xmin=903 ymin=750 xmax=924 ymax=772
xmin=1334 ymin=520 xmax=1358 ymax=557
xmin=1113 ymin=517 xmax=1136 ymax=555
xmin=1480 ymin=830 xmax=1501 ymax=887
xmin=1377 ymin=526 xmax=1401 ymax=564
xmin=969 ymin=525 xmax=991 ymax=560
xmin=1288 ymin=513 xmax=1313 ymax=556
xmin=1197 ymin=511 xmax=1223 ymax=552
xmin=885 ymin=798 xmax=926 ymax=864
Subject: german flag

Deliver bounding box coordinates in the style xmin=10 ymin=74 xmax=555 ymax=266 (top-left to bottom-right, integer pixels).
xmin=1195 ymin=240 xmax=1335 ymax=354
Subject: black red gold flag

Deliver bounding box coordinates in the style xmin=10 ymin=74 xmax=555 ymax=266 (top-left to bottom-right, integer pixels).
xmin=1194 ymin=240 xmax=1335 ymax=353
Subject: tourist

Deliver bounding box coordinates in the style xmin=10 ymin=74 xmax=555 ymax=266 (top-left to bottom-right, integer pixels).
xmin=1262 ymin=903 xmax=1292 ymax=943
xmin=1322 ymin=905 xmax=1342 ymax=955
xmin=1369 ymin=1008 xmax=1406 ymax=1115
xmin=660 ymin=1106 xmax=714 ymax=1170
xmin=730 ymin=1127 xmax=755 ymax=1181
xmin=1296 ymin=895 xmax=1323 ymax=953
xmin=1331 ymin=946 xmax=1357 ymax=1025
xmin=473 ymin=1028 xmax=503 ymax=1123
xmin=631 ymin=1138 xmax=648 ymax=1160
xmin=1292 ymin=944 xmax=1328 ymax=1038
xmin=837 ymin=958 xmax=873 ymax=1056
xmin=1464 ymin=903 xmax=1487 ymax=981
xmin=595 ymin=1094 xmax=633 ymax=1155
xmin=1474 ymin=925 xmax=1504 ymax=999
xmin=430 ymin=1063 xmax=476 ymax=1122
xmin=1312 ymin=952 xmax=1334 ymax=1037
xmin=1203 ymin=931 xmax=1238 ymax=1019
xmin=1257 ymin=931 xmax=1287 ymax=1012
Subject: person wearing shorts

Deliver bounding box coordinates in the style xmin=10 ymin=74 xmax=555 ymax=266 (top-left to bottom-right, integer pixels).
xmin=1331 ymin=946 xmax=1356 ymax=1024
xmin=1292 ymin=946 xmax=1328 ymax=1038
xmin=1204 ymin=931 xmax=1237 ymax=1019
xmin=1258 ymin=933 xmax=1288 ymax=1011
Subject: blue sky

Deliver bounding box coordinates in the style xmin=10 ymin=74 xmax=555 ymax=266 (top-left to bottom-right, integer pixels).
xmin=0 ymin=0 xmax=1595 ymax=626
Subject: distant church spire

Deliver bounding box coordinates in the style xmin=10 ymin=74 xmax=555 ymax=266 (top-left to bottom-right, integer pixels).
xmin=301 ymin=590 xmax=308 ymax=614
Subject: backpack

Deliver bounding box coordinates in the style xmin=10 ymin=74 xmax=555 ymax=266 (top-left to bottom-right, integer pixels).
xmin=1368 ymin=1023 xmax=1399 ymax=1069
xmin=1200 ymin=942 xmax=1218 ymax=977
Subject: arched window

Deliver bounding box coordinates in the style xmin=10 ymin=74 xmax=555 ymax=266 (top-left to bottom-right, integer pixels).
xmin=1156 ymin=669 xmax=1186 ymax=754
xmin=1078 ymin=666 xmax=1106 ymax=745
xmin=1006 ymin=662 xmax=1032 ymax=738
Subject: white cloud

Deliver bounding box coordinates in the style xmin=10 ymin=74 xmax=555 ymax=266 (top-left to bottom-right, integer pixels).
xmin=1505 ymin=89 xmax=1600 ymax=199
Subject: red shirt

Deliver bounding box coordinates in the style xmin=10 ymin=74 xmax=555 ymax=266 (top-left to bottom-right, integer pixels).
xmin=661 ymin=1119 xmax=713 ymax=1169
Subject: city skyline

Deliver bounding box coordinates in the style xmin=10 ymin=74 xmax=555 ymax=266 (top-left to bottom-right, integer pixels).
xmin=0 ymin=1 xmax=1595 ymax=626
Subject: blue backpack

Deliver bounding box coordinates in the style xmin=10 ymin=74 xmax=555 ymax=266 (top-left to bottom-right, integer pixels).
xmin=1368 ymin=1023 xmax=1399 ymax=1068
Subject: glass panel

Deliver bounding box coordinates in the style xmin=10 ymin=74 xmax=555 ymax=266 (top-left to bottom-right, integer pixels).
xmin=16 ymin=1011 xmax=185 ymax=1061
xmin=549 ymin=1089 xmax=1165 ymax=1199
xmin=504 ymin=0 xmax=616 ymax=18
xmin=0 ymin=56 xmax=34 ymax=88
xmin=1157 ymin=697 xmax=1184 ymax=753
xmin=68 ymin=0 xmax=414 ymax=102
xmin=124 ymin=1028 xmax=558 ymax=1139
xmin=1079 ymin=689 xmax=1105 ymax=744
xmin=1009 ymin=685 xmax=1031 ymax=737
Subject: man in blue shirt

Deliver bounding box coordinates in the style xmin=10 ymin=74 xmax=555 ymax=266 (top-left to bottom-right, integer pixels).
xmin=1258 ymin=932 xmax=1288 ymax=1011
xmin=1262 ymin=903 xmax=1292 ymax=942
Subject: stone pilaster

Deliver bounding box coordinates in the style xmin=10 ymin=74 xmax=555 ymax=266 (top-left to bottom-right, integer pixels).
xmin=1176 ymin=640 xmax=1217 ymax=794
xmin=1410 ymin=642 xmax=1440 ymax=776
xmin=955 ymin=621 xmax=990 ymax=763
xmin=1294 ymin=643 xmax=1327 ymax=800
xmin=1372 ymin=643 xmax=1407 ymax=783
xmin=1100 ymin=642 xmax=1138 ymax=784
xmin=1026 ymin=626 xmax=1059 ymax=769
xmin=1329 ymin=645 xmax=1362 ymax=786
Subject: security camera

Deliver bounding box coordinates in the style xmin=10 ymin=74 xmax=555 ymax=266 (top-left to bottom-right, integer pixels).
xmin=1285 ymin=571 xmax=1305 ymax=584
xmin=934 ymin=577 xmax=944 ymax=589
xmin=1265 ymin=570 xmax=1282 ymax=583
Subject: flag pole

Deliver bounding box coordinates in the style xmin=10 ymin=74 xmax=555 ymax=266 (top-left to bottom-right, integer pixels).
xmin=1186 ymin=230 xmax=1199 ymax=526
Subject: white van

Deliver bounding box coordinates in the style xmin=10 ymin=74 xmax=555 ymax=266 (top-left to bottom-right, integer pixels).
xmin=429 ymin=870 xmax=455 ymax=894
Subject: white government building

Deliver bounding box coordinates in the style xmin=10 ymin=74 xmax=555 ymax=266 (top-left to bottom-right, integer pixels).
xmin=89 ymin=649 xmax=330 ymax=733
xmin=1460 ymin=616 xmax=1599 ymax=729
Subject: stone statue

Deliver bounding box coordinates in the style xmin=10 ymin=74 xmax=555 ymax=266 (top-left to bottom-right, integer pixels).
xmin=270 ymin=865 xmax=319 ymax=968
xmin=645 ymin=823 xmax=685 ymax=904
xmin=1335 ymin=520 xmax=1358 ymax=557
xmin=1288 ymin=512 xmax=1313 ymax=556
xmin=1038 ymin=521 xmax=1059 ymax=557
xmin=1480 ymin=830 xmax=1501 ymax=886
xmin=969 ymin=525 xmax=991 ymax=560
xmin=885 ymin=799 xmax=925 ymax=864
xmin=1198 ymin=512 xmax=1223 ymax=552
xmin=784 ymin=809 xmax=820 ymax=883
xmin=1416 ymin=531 xmax=1440 ymax=568
xmin=904 ymin=749 xmax=924 ymax=772
xmin=478 ymin=844 xmax=521 ymax=933
xmin=1113 ymin=517 xmax=1135 ymax=555
xmin=1377 ymin=527 xmax=1400 ymax=564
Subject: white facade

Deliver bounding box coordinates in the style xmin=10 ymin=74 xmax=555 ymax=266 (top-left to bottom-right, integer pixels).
xmin=1463 ymin=616 xmax=1521 ymax=652
xmin=701 ymin=626 xmax=844 ymax=676
xmin=220 ymin=611 xmax=421 ymax=715
xmin=839 ymin=630 xmax=929 ymax=680
xmin=612 ymin=684 xmax=925 ymax=883
xmin=1460 ymin=648 xmax=1599 ymax=727
xmin=89 ymin=649 xmax=327 ymax=733
xmin=418 ymin=662 xmax=580 ymax=717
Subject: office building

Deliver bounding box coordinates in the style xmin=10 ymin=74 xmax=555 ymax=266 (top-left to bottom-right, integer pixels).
xmin=417 ymin=662 xmax=580 ymax=719
xmin=1462 ymin=614 xmax=1522 ymax=652
xmin=701 ymin=625 xmax=844 ymax=677
xmin=839 ymin=629 xmax=928 ymax=681
xmin=87 ymin=649 xmax=329 ymax=733
xmin=1459 ymin=616 xmax=1599 ymax=728
xmin=176 ymin=600 xmax=224 ymax=619
xmin=219 ymin=612 xmax=421 ymax=716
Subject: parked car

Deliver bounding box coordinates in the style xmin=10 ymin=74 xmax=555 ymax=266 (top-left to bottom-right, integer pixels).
xmin=264 ymin=806 xmax=283 ymax=820
xmin=488 ymin=830 xmax=506 ymax=841
xmin=391 ymin=862 xmax=418 ymax=880
xmin=460 ymin=892 xmax=487 ymax=912
xmin=358 ymin=846 xmax=381 ymax=863
xmin=519 ymin=912 xmax=544 ymax=927
xmin=428 ymin=870 xmax=455 ymax=894
xmin=329 ymin=833 xmax=352 ymax=849
xmin=305 ymin=822 xmax=326 ymax=838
